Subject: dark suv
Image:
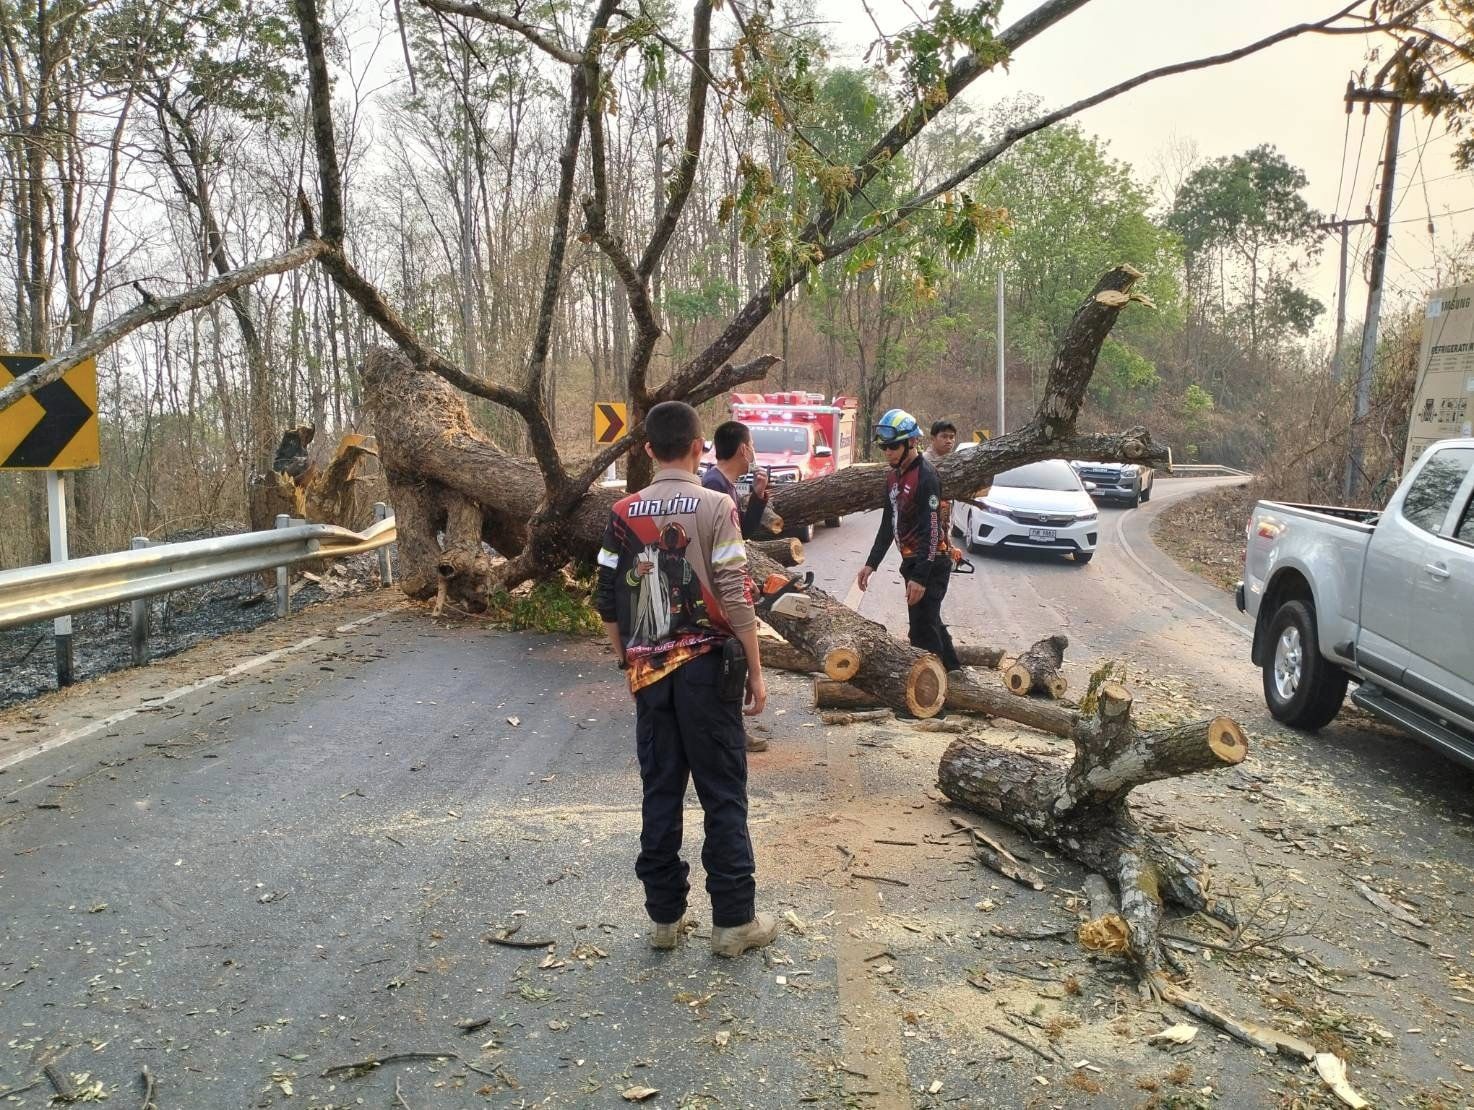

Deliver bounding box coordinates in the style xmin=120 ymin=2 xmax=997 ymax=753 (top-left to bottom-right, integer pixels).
xmin=1070 ymin=461 xmax=1154 ymax=507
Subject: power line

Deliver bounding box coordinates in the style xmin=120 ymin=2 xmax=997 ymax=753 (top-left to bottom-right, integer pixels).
xmin=1332 ymin=95 xmax=1353 ymax=221
xmin=1393 ymin=203 xmax=1474 ymax=224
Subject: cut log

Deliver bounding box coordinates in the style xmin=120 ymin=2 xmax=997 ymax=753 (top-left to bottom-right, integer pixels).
xmin=748 ymin=537 xmax=804 ymax=566
xmin=749 ymin=549 xmax=947 ymax=719
xmin=821 ymin=709 xmax=891 ymax=726
xmin=759 ymin=638 xmax=821 ymax=674
xmin=814 ymin=678 xmax=882 ymax=711
xmin=955 ymin=645 xmax=1007 ymax=670
xmin=944 ymin=668 xmax=1078 ymax=738
xmin=817 ymin=668 xmax=1077 ymax=737
xmin=937 ymin=684 xmax=1247 ymax=978
xmin=1003 ymin=634 xmax=1069 ymax=698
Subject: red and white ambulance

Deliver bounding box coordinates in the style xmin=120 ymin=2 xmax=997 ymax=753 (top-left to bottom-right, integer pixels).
xmin=703 ymin=391 xmax=858 ymax=540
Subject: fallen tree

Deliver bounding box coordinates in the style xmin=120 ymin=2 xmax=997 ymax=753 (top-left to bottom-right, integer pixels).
xmin=357 ymin=265 xmax=1166 ymax=610
xmin=937 ymin=683 xmax=1248 ymax=978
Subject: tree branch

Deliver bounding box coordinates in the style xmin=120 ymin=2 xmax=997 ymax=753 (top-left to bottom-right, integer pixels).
xmin=768 ymin=266 xmax=1162 ymax=528
xmin=830 ymin=0 xmax=1374 ymax=259
xmin=519 ymin=0 xmax=617 ymax=489
xmin=565 ymin=354 xmax=780 ymax=497
xmin=0 ymin=240 xmax=330 ymax=413
xmin=292 ymin=0 xmax=345 ymax=243
xmin=583 ymin=104 xmax=661 ymax=405
xmin=638 ymin=0 xmax=711 ymax=281
xmin=674 ymin=0 xmax=1092 ymax=400
xmin=316 ymin=246 xmax=523 ymax=409
xmin=804 ymin=0 xmax=1094 ymax=246
xmin=416 ymin=0 xmax=582 ymax=65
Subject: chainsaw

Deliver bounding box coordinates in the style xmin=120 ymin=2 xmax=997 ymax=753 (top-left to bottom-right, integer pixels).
xmin=755 ymin=570 xmax=815 ymax=621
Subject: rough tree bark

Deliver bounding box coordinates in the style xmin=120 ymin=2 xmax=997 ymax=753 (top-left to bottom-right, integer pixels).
xmin=937 ymin=683 xmax=1248 ymax=978
xmin=1004 ymin=634 xmax=1069 ymax=698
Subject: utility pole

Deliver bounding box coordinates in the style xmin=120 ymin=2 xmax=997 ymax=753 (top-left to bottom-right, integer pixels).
xmin=1317 ymin=215 xmax=1374 ymax=383
xmin=1344 ymin=85 xmax=1406 ymax=501
xmin=995 ymin=270 xmax=1006 ymax=436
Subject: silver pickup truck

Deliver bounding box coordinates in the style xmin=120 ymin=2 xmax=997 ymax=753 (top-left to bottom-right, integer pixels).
xmin=1236 ymin=437 xmax=1474 ymax=769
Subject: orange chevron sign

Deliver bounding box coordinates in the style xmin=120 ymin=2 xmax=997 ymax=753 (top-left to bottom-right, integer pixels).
xmin=593 ymin=401 xmax=627 ymax=446
xmin=0 ymin=354 xmax=100 ymax=470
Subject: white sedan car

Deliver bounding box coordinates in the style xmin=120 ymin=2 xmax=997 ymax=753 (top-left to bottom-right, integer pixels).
xmin=949 ymin=454 xmax=1100 ymax=564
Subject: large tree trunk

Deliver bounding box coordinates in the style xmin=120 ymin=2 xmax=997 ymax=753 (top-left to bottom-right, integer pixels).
xmin=356 ymin=267 xmax=1168 ymax=603
xmin=937 ymin=683 xmax=1247 ymax=977
xmin=747 ymin=549 xmax=948 ymax=718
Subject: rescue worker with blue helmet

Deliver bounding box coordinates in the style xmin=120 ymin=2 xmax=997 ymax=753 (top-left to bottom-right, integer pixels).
xmin=855 ymin=409 xmax=961 ymax=673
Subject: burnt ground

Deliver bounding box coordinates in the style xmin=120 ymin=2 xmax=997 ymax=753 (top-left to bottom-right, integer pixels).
xmin=0 ymin=554 xmax=387 ymax=711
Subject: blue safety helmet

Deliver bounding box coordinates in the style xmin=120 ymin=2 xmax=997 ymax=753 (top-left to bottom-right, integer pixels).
xmin=873 ymin=408 xmax=921 ymax=446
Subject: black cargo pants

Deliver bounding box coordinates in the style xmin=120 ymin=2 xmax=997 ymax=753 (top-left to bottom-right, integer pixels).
xmin=633 ymin=651 xmax=755 ymax=928
xmin=901 ymin=557 xmax=960 ymax=672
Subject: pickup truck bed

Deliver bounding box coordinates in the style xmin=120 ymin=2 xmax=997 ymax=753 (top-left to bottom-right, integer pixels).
xmin=1237 ymin=440 xmax=1474 ymax=770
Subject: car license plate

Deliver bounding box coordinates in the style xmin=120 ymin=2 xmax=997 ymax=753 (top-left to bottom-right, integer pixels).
xmin=1028 ymin=528 xmax=1057 ymax=542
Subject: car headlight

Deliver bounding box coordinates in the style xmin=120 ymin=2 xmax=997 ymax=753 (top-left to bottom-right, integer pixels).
xmin=980 ymin=500 xmax=1009 ymax=517
xmin=1074 ymin=510 xmax=1098 ymax=522
xmin=769 ymin=467 xmax=801 ymax=483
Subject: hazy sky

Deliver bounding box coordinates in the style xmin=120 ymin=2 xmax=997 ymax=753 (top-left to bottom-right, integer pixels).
xmin=820 ymin=0 xmax=1474 ymax=326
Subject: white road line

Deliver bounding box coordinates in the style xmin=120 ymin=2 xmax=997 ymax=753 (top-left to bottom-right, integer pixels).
xmin=0 ymin=609 xmax=393 ymax=780
xmin=1113 ymin=493 xmax=1253 ymax=642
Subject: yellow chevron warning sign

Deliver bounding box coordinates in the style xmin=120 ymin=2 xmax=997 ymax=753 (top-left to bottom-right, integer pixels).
xmin=0 ymin=354 xmax=100 ymax=470
xmin=593 ymin=401 xmax=627 ymax=446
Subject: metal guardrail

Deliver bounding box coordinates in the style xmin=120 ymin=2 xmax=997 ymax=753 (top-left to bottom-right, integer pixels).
xmin=1165 ymin=464 xmax=1251 ymax=477
xmin=0 ymin=508 xmax=396 ymax=636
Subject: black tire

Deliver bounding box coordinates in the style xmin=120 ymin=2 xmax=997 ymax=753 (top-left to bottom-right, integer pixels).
xmin=1130 ymin=486 xmax=1142 ymax=508
xmin=1261 ymin=599 xmax=1347 ymax=730
xmin=1073 ymin=550 xmax=1094 ymax=564
xmin=791 ymin=522 xmax=813 ymax=543
xmin=1140 ymin=480 xmax=1152 ymax=503
xmin=824 ymin=516 xmax=842 ymax=529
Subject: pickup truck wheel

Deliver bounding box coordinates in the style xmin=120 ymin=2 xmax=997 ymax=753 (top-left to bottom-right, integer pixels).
xmin=1262 ymin=600 xmax=1348 ymax=730
xmin=790 ymin=522 xmax=813 ymax=543
xmin=824 ymin=516 xmax=842 ymax=529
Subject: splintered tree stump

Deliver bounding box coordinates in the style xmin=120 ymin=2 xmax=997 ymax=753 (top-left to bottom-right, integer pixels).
xmin=937 ymin=682 xmax=1248 ymax=977
xmin=749 ymin=550 xmax=948 ymax=718
xmin=1004 ymin=634 xmax=1069 ymax=698
xmin=749 ymin=537 xmax=804 ymax=567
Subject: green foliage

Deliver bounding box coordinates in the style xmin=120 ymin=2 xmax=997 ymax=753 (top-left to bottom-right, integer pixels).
xmin=1090 ymin=338 xmax=1161 ymax=409
xmin=486 ymin=573 xmax=603 ymax=637
xmin=1169 ymin=144 xmax=1319 ymax=261
xmin=89 ymin=0 xmax=299 ymax=127
xmin=1181 ymin=383 xmax=1215 ymax=436
xmin=881 ymin=1 xmax=1005 ymax=108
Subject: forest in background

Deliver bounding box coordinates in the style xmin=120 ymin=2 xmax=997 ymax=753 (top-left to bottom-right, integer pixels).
xmin=2 ymin=0 xmax=1471 ymax=570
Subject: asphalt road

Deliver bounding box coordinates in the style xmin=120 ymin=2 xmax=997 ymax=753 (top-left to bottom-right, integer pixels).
xmin=0 ymin=477 xmax=1471 ymax=1109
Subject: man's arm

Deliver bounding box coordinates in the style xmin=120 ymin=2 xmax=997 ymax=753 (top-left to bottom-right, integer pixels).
xmin=708 ymin=502 xmax=766 ymax=715
xmin=739 ymin=490 xmax=767 ymax=539
xmin=863 ymin=493 xmax=893 ymax=575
